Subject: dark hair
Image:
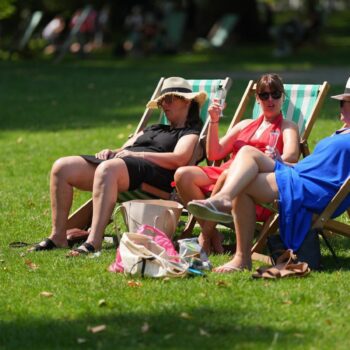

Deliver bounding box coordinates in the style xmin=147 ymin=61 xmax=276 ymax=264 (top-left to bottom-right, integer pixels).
xmin=185 ymin=100 xmax=203 ymax=129
xmin=256 ymin=73 xmax=285 ymax=95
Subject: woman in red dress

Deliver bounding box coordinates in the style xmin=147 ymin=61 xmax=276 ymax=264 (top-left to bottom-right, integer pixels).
xmin=175 ymin=73 xmax=300 ymax=254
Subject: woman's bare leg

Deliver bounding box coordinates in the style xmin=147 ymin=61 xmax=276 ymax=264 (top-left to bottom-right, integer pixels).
xmin=49 ymin=156 xmax=97 ymax=247
xmin=206 ymin=146 xmax=276 ymax=211
xmin=86 ymin=159 xmax=130 ymax=250
xmin=211 ymin=170 xmax=227 ymax=195
xmin=214 ymin=172 xmax=279 ymax=272
xmin=205 ymin=170 xmax=228 ymax=253
xmin=175 ymin=166 xmax=211 ymax=204
xmin=175 ymin=166 xmax=220 ymax=254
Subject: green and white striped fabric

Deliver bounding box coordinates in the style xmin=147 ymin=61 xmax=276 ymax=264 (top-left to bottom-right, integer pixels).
xmin=160 ymin=79 xmax=224 ymax=125
xmin=252 ymin=84 xmax=321 ymax=136
xmin=118 ymin=189 xmax=158 ymax=202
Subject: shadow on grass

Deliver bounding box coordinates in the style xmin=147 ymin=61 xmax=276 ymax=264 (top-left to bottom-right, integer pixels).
xmin=0 ymin=307 xmax=315 ymax=350
xmin=320 ymin=236 xmax=350 ymax=272
xmin=0 ymin=56 xmax=343 ymax=132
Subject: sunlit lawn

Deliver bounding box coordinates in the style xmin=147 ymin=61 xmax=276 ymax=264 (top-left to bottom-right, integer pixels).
xmin=1 ymin=13 xmax=350 ymax=348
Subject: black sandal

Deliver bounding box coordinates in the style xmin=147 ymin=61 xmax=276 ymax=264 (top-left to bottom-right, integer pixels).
xmin=66 ymin=242 xmax=96 ymax=257
xmin=9 ymin=242 xmax=30 ymax=248
xmin=29 ymin=238 xmax=57 ymax=252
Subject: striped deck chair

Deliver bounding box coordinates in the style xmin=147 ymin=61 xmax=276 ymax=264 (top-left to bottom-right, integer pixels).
xmin=231 ymin=81 xmax=331 ymax=262
xmin=66 ymin=77 xmax=232 ymax=234
xmin=180 ymin=80 xmax=330 ymax=240
xmin=229 ymin=80 xmax=330 ymax=157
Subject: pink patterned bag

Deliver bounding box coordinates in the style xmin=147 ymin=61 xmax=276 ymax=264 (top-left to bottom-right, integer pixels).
xmin=108 ymin=224 xmax=179 ymax=273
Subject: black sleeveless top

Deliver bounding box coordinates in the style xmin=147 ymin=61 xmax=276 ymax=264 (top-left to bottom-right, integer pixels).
xmin=125 ymin=124 xmax=201 ymax=153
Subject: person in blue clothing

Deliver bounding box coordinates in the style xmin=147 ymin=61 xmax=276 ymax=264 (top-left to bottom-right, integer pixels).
xmin=187 ymin=77 xmax=350 ymax=273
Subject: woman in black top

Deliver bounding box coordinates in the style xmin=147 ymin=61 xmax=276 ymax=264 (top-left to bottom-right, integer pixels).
xmin=31 ymin=77 xmax=207 ymax=254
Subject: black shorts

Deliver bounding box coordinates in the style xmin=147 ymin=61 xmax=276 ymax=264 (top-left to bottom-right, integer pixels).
xmin=80 ymin=155 xmax=174 ymax=192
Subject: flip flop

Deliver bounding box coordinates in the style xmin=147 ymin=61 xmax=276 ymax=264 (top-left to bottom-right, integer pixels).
xmin=66 ymin=242 xmax=96 ymax=257
xmin=213 ymin=264 xmax=244 ymax=274
xmin=9 ymin=241 xmax=30 ymax=248
xmin=28 ymin=238 xmax=57 ymax=252
xmin=187 ymin=200 xmax=233 ymax=223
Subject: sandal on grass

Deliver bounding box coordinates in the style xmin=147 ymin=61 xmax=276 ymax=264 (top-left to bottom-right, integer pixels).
xmin=252 ymin=249 xmax=310 ymax=279
xmin=66 ymin=242 xmax=96 ymax=257
xmin=187 ymin=200 xmax=233 ymax=223
xmin=28 ymin=238 xmax=57 ymax=252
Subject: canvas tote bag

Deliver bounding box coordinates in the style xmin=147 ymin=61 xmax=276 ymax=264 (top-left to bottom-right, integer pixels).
xmin=115 ymin=232 xmax=189 ymax=278
xmin=114 ymin=199 xmax=183 ymax=239
xmin=108 ymin=224 xmax=180 ymax=273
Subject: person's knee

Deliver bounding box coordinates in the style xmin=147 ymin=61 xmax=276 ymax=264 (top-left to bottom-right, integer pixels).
xmin=239 ymin=145 xmax=261 ymax=159
xmin=174 ymin=166 xmax=196 ymax=187
xmin=94 ymin=161 xmax=115 ymax=181
xmin=51 ymin=157 xmax=71 ymax=178
xmin=95 ymin=160 xmax=127 ymax=186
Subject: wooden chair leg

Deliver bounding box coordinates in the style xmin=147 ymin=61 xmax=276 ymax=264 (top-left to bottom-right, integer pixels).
xmin=66 ymin=199 xmax=93 ymax=230
xmin=251 ymin=213 xmax=279 ymax=254
xmin=178 ymin=214 xmax=197 ymax=239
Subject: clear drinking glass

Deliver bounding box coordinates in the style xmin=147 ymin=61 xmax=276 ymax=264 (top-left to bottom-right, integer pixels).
xmin=212 ymin=85 xmax=226 ymax=117
xmin=266 ymin=130 xmax=280 ymax=156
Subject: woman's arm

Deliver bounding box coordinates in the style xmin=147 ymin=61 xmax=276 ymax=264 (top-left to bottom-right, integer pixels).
xmin=280 ymin=120 xmax=300 ymax=164
xmin=115 ymin=133 xmax=200 ymax=170
xmin=95 ymin=131 xmax=144 ymax=160
xmin=206 ymin=118 xmax=252 ymax=161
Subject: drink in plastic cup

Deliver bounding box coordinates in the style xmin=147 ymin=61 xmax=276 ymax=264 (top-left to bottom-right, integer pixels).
xmin=266 ymin=130 xmax=280 ymax=157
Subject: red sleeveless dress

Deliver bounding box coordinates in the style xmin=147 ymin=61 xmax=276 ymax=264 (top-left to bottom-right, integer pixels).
xmin=200 ymin=113 xmax=284 ymax=221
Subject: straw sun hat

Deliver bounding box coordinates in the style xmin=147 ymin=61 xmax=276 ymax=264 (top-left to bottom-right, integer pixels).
xmin=331 ymin=77 xmax=350 ymax=101
xmin=147 ymin=77 xmax=208 ymax=109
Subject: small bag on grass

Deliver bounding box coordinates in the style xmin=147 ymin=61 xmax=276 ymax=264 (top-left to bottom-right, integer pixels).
xmin=109 ymin=225 xmax=188 ymax=277
xmin=267 ymin=229 xmax=321 ymax=271
xmin=177 ymin=238 xmax=211 ymax=270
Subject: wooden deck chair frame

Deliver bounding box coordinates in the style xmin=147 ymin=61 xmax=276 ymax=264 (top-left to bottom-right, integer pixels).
xmin=252 ymin=176 xmax=350 ymax=265
xmin=66 ymin=77 xmax=232 ymax=233
xmin=180 ymin=80 xmax=330 ymax=244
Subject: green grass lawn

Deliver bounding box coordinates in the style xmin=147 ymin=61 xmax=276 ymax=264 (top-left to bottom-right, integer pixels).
xmin=1 ymin=36 xmax=350 ymax=350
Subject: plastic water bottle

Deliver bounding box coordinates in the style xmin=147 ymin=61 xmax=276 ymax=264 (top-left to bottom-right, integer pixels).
xmin=213 ymin=85 xmax=226 ymax=117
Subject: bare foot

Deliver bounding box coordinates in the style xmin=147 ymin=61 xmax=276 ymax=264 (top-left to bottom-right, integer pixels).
xmin=48 ymin=234 xmax=69 ymax=248
xmin=213 ymin=262 xmax=244 ymax=273
xmin=213 ymin=257 xmax=251 ymax=273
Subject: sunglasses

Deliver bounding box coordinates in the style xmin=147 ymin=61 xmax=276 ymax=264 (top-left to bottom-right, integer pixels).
xmin=157 ymin=95 xmax=184 ymax=107
xmin=258 ymin=91 xmax=283 ymax=101
xmin=339 ymin=100 xmax=350 ymax=107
